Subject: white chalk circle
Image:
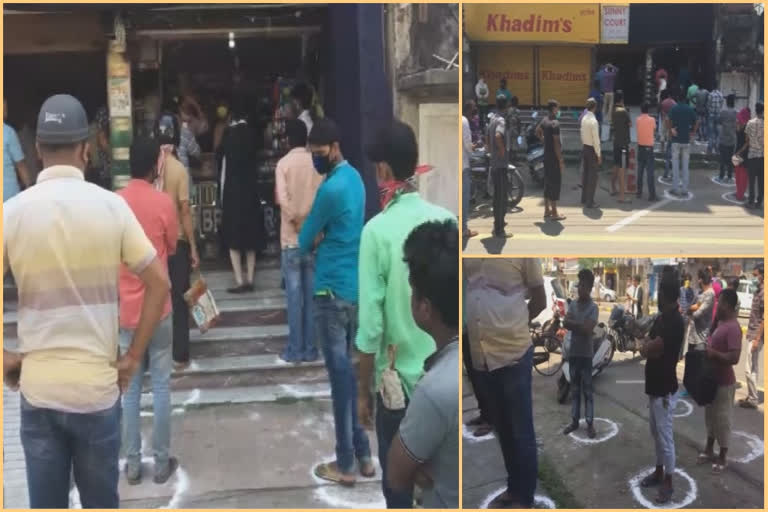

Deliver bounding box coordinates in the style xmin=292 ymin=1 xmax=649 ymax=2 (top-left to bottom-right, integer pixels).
xmin=663 ymin=189 xmax=695 ymax=202
xmin=311 ymin=455 xmax=385 ymax=509
xmin=567 ymin=418 xmax=619 ymax=445
xmin=479 ymin=486 xmax=555 ymax=509
xmin=463 ymin=422 xmax=495 ymax=443
xmin=722 ymin=191 xmax=748 ymax=205
xmin=730 ymin=431 xmax=764 ymax=464
xmin=710 ymin=175 xmax=736 ymax=187
xmin=672 ymin=398 xmax=693 ymax=418
xmin=629 ymin=467 xmax=698 ymax=509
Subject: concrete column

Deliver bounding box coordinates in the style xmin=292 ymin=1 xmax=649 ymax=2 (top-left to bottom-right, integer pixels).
xmin=106 ymin=40 xmax=133 ymax=190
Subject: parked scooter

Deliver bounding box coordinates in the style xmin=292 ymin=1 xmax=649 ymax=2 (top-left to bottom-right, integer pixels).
xmin=468 ymin=146 xmax=525 ymax=209
xmin=556 ymin=300 xmax=613 ymax=404
xmin=607 ymin=305 xmax=659 ymax=355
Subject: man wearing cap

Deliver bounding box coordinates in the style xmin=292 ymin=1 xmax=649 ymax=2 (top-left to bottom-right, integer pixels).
xmin=3 ymin=94 xmax=169 ymax=508
xmin=580 ymin=98 xmax=601 ymax=209
xmin=355 ymin=120 xmax=456 ymax=507
xmin=299 ymin=118 xmax=373 ymax=486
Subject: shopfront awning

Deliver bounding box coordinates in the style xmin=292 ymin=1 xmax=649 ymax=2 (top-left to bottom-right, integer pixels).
xmin=132 ymin=25 xmax=322 ymax=40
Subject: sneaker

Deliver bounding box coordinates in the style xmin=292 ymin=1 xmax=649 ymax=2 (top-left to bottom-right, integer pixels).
xmin=125 ymin=462 xmax=142 ymax=486
xmin=563 ymin=421 xmax=579 ymax=435
xmin=154 ymin=456 xmax=179 ymax=485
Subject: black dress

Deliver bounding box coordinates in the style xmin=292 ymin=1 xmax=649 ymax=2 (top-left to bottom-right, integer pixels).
xmin=218 ymin=122 xmax=266 ymax=252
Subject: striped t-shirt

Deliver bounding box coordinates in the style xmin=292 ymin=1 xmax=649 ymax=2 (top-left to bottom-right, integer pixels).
xmin=3 ymin=165 xmax=156 ymax=413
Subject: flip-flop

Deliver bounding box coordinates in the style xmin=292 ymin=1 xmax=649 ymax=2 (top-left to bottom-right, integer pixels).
xmin=697 ymin=452 xmax=715 ymax=465
xmin=315 ymin=462 xmax=356 ymax=487
xmin=473 ymin=425 xmax=493 ymax=437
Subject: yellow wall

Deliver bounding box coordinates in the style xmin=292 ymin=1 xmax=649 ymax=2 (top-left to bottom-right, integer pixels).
xmin=465 ymin=3 xmax=600 ymax=44
xmin=538 ymin=46 xmax=591 ymax=107
xmin=476 ymin=46 xmax=535 ymax=105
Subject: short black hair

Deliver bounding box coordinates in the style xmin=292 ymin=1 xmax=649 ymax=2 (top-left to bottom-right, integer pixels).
xmin=403 ymin=219 xmax=459 ymax=329
xmin=615 ymin=90 xmax=624 ymax=104
xmin=365 ymin=121 xmax=419 ymax=181
xmin=698 ymin=268 xmax=712 ymax=285
xmin=659 ymin=266 xmax=681 ymax=302
xmin=720 ymin=288 xmax=738 ymax=310
xmin=641 ymin=102 xmax=650 ymax=114
xmin=729 ymin=278 xmax=740 ymax=290
xmin=129 ymin=136 xmax=160 ymax=180
xmin=500 ymin=79 xmax=507 ymax=87
xmin=756 ymin=102 xmax=764 ymax=115
xmin=547 ymin=99 xmax=559 ymax=112
xmin=578 ymin=268 xmax=595 ymax=288
xmin=463 ymin=100 xmax=476 ymax=117
xmin=36 ymin=141 xmax=84 ymax=156
xmin=635 ymin=275 xmax=642 ymax=282
xmin=496 ymin=95 xmax=508 ymax=110
xmin=291 ymin=83 xmax=313 ymax=110
xmin=285 ymin=119 xmax=308 ymax=149
xmin=726 ymin=94 xmax=736 ymax=108
xmin=308 ymin=118 xmax=341 ymax=146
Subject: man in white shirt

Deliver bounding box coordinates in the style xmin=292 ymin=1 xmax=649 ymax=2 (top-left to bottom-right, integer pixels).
xmin=580 ymin=98 xmax=601 ymax=208
xmin=291 ymin=83 xmax=314 ymax=136
xmin=462 ymin=100 xmax=478 ymax=239
xmin=475 ymin=76 xmax=490 ymax=131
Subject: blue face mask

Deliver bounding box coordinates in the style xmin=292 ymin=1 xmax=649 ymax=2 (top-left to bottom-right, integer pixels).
xmin=312 ymin=154 xmax=332 ymax=175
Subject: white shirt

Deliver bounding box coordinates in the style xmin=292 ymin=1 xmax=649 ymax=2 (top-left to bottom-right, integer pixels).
xmin=626 ymin=284 xmax=636 ymax=309
xmin=298 ymin=110 xmax=313 ymax=136
xmin=475 ymin=80 xmax=489 ymax=102
xmin=462 ymin=116 xmax=472 ymax=169
xmin=580 ymin=110 xmax=601 ymax=157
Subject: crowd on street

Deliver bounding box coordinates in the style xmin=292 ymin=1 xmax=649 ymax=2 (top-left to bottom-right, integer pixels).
xmin=3 ymin=91 xmax=459 ymax=509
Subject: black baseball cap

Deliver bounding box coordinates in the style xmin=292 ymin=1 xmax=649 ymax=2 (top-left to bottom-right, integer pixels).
xmin=36 ymin=94 xmax=90 ymax=144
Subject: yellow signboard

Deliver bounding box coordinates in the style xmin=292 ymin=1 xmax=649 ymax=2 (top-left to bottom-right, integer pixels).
xmin=476 ymin=46 xmax=535 ymax=106
xmin=538 ymin=46 xmax=591 ymax=107
xmin=465 ymin=3 xmax=600 ymax=44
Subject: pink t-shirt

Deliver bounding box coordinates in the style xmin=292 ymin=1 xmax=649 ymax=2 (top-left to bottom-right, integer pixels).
xmin=708 ymin=318 xmax=742 ymax=386
xmin=117 ymin=179 xmax=178 ymax=329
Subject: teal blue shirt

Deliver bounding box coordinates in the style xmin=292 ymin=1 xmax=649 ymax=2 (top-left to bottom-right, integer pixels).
xmin=299 ymin=160 xmax=365 ymax=302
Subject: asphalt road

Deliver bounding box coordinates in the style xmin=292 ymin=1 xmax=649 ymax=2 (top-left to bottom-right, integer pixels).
xmin=464 ymin=163 xmax=764 ymax=255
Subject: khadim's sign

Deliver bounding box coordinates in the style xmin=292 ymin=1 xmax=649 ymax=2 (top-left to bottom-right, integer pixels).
xmin=465 ymin=3 xmax=600 ymax=44
xmin=476 ymin=46 xmax=535 ymax=105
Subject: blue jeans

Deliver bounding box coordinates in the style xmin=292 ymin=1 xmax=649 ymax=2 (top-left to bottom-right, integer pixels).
xmin=569 ymin=356 xmax=594 ymax=424
xmin=376 ymin=393 xmax=413 ymax=508
xmin=697 ymin=111 xmax=708 ymax=141
xmin=281 ymin=248 xmax=318 ymax=361
xmin=20 ymin=395 xmax=121 ymax=508
xmin=462 ymin=167 xmax=470 ymax=233
xmin=708 ymin=115 xmax=719 ymax=153
xmin=478 ymin=347 xmax=537 ymax=507
xmin=636 ymin=146 xmax=657 ymax=199
xmin=313 ymin=295 xmax=371 ymax=473
xmin=671 ymin=142 xmax=691 ymax=194
xmin=119 ymin=315 xmax=173 ymax=472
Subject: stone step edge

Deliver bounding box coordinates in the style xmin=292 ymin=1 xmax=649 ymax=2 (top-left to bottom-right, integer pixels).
xmin=173 ymin=354 xmax=327 ymax=376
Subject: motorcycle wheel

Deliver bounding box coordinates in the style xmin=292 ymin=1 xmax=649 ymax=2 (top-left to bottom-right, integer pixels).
xmin=533 ymin=336 xmax=563 ymax=377
xmin=557 ymin=374 xmax=570 ymax=404
xmin=507 ymin=169 xmax=525 ymax=209
xmin=605 ymin=337 xmax=616 ymax=365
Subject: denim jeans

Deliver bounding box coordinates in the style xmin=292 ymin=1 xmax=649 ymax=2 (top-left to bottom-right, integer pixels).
xmin=569 ymin=356 xmax=594 ymax=424
xmin=636 ymin=146 xmax=656 ymax=199
xmin=119 ymin=315 xmax=173 ymax=472
xmin=462 ymin=167 xmax=470 ymax=233
xmin=20 ymin=395 xmax=121 ymax=508
xmin=708 ymin=115 xmax=719 ymax=153
xmin=719 ymin=144 xmax=735 ymax=180
xmin=478 ymin=347 xmax=537 ymax=507
xmin=671 ymin=143 xmax=691 ymax=194
xmin=663 ymin=140 xmax=673 ymax=179
xmin=649 ymin=394 xmax=676 ymax=474
xmin=376 ymin=393 xmax=413 ymax=508
xmin=281 ymin=248 xmax=318 ymax=361
xmin=313 ymin=295 xmax=371 ymax=473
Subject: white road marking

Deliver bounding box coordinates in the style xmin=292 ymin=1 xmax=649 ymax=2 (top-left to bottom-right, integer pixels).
xmin=462 ymin=423 xmax=495 ymax=443
xmin=479 ymin=486 xmax=555 ymax=509
xmin=629 ymin=467 xmax=697 ymax=509
xmin=731 ymin=431 xmax=764 ymax=464
xmin=672 ymin=398 xmax=693 ymax=418
xmin=567 ymin=418 xmax=619 ymax=445
xmin=606 ymin=198 xmax=672 ymax=232
xmin=616 ymin=380 xmax=645 ymax=384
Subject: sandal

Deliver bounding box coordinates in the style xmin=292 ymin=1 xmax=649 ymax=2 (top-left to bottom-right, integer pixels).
xmin=488 ymin=491 xmax=522 ymax=509
xmin=358 ymin=458 xmax=376 ymax=478
xmin=697 ymin=452 xmax=715 ymax=465
xmin=315 ymin=461 xmax=356 ymax=487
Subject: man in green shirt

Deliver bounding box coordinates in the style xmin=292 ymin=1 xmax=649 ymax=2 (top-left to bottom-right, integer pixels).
xmin=356 ymin=120 xmax=456 ymax=508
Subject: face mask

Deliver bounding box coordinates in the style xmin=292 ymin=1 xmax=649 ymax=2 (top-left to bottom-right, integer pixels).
xmin=313 ymin=154 xmax=332 ymax=175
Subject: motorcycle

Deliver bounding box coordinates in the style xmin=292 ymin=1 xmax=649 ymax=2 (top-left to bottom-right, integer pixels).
xmin=607 ymin=305 xmax=659 ymax=355
xmin=524 ymin=120 xmax=545 ymax=186
xmin=556 ymin=300 xmax=613 ymax=404
xmin=469 ymin=146 xmax=525 ymax=209
xmin=531 ymin=308 xmax=567 ymax=377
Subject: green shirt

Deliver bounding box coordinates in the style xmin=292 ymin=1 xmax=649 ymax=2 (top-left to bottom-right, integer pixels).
xmin=355 ymin=192 xmax=456 ymax=398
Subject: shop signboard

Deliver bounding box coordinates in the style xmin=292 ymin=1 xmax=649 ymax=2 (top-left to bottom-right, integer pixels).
xmin=475 ymin=45 xmax=534 ymax=105
xmin=464 ymin=3 xmax=600 ymax=44
xmin=600 ymin=4 xmax=629 ymax=44
xmin=538 ymin=46 xmax=591 ymax=107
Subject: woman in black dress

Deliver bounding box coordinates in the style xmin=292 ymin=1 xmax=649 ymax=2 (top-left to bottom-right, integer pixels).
xmin=218 ymin=99 xmax=266 ymax=293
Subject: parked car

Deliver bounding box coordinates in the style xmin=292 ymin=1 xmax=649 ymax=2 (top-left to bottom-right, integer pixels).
xmin=533 ymin=276 xmax=568 ymax=326
xmin=570 ymin=281 xmax=616 ymax=302
xmin=737 ymin=279 xmax=756 ymax=317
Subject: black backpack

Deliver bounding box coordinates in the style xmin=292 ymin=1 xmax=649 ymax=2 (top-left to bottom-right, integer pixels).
xmin=683 ymin=349 xmax=718 ymax=406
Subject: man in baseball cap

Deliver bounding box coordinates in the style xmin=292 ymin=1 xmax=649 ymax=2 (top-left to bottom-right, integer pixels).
xmin=3 ymin=94 xmax=169 ymax=507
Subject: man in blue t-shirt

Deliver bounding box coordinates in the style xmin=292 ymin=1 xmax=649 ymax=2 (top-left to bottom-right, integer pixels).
xmin=3 ymin=98 xmax=30 ymax=202
xmin=665 ymin=92 xmax=699 ymax=197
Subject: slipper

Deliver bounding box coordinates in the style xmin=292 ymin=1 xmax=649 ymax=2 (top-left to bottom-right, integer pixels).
xmin=473 ymin=424 xmax=493 ymax=437
xmin=697 ymin=452 xmax=715 ymax=465
xmin=315 ymin=462 xmax=356 ymax=487
xmin=550 ymin=215 xmax=567 ymax=221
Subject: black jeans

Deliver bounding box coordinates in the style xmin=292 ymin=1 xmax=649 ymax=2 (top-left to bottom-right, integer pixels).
xmin=169 ymin=239 xmax=191 ymax=363
xmin=463 ymin=329 xmax=491 ymax=422
xmin=376 ymin=393 xmax=413 ymax=508
xmin=492 ymin=167 xmax=508 ymax=234
xmin=719 ymin=144 xmax=735 ymax=180
xmin=747 ymin=157 xmax=764 ymax=205
xmin=636 ymin=146 xmax=656 ymax=199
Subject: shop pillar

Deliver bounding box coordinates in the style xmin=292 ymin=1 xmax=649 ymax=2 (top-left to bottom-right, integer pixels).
xmin=327 ymin=4 xmax=393 ymax=221
xmin=106 ymin=40 xmax=133 ymax=190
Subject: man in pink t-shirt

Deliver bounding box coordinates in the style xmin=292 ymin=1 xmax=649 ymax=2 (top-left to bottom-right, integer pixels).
xmin=117 ymin=137 xmax=180 ymax=485
xmin=702 ymin=289 xmax=742 ymax=473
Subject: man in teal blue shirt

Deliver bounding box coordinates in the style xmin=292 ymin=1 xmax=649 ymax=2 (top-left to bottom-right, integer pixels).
xmin=4 ymin=98 xmax=30 ymax=202
xmin=299 ymin=118 xmax=373 ymax=486
xmin=355 ymin=121 xmax=456 ymax=508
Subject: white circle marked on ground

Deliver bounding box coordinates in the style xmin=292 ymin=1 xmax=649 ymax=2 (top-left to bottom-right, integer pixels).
xmin=567 ymin=418 xmax=619 ymax=445
xmin=463 ymin=422 xmax=495 ymax=443
xmin=479 ymin=486 xmax=555 ymax=509
xmin=311 ymin=455 xmax=385 ymax=509
xmin=663 ymin=189 xmax=695 ymax=202
xmin=672 ymin=398 xmax=694 ymax=418
xmin=710 ymin=175 xmax=736 ymax=188
xmin=730 ymin=431 xmax=765 ymax=464
xmin=721 ymin=191 xmax=748 ymax=205
xmin=629 ymin=467 xmax=698 ymax=509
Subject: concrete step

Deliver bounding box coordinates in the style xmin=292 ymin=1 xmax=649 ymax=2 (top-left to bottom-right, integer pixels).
xmin=190 ymin=325 xmax=289 ymax=359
